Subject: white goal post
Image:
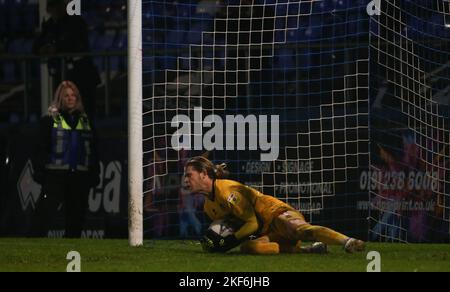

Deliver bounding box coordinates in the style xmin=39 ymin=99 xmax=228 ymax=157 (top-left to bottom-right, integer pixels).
xmin=128 ymin=0 xmax=143 ymax=247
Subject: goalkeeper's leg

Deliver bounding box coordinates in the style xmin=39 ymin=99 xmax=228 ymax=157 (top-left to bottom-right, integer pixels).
xmin=268 ymin=233 xmax=328 ymax=254
xmin=271 ymin=210 xmax=365 ymax=252
xmin=240 ymin=236 xmax=280 ymax=255
xmin=240 ymin=234 xmax=327 ymax=254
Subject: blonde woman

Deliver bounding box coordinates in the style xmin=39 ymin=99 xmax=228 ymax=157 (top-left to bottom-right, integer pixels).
xmin=31 ymin=81 xmax=99 ymax=238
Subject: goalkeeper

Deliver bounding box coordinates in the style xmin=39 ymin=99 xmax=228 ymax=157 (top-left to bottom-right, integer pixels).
xmin=184 ymin=156 xmax=365 ymax=254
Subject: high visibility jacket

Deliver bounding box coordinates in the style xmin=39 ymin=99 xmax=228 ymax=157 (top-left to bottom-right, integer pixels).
xmin=45 ymin=113 xmax=93 ymax=172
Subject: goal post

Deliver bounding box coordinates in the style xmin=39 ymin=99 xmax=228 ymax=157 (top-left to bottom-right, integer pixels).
xmin=128 ymin=0 xmax=143 ymax=247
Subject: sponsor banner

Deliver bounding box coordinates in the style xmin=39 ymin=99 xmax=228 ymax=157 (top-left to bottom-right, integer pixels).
xmin=0 ymin=124 xmax=128 ymax=238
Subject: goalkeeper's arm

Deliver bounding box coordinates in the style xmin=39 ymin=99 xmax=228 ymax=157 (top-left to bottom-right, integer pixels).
xmin=234 ymin=216 xmax=259 ymax=241
xmin=201 ymin=216 xmax=259 ymax=253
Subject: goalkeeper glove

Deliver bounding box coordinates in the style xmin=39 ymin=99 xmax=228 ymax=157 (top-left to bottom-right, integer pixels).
xmin=200 ymin=231 xmax=240 ymax=253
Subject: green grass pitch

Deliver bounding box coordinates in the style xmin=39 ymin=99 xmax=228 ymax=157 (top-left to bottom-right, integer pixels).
xmin=1 ymin=238 xmax=449 ymax=272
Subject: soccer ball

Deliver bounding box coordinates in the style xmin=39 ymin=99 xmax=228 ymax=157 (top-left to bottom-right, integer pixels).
xmin=208 ymin=219 xmax=237 ymax=238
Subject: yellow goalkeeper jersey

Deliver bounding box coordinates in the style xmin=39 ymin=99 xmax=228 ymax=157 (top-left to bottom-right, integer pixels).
xmin=204 ymin=179 xmax=294 ymax=240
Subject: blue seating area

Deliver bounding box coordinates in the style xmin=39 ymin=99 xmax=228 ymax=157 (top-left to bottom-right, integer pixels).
xmin=1 ymin=0 xmax=450 ymax=82
xmin=0 ymin=0 xmax=38 ymax=35
xmin=0 ymin=0 xmax=127 ymax=82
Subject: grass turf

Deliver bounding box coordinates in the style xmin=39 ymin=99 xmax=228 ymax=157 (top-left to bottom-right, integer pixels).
xmin=0 ymin=238 xmax=449 ymax=272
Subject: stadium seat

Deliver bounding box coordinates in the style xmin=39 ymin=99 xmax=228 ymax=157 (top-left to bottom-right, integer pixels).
xmin=92 ymin=30 xmax=116 ymax=52
xmin=404 ymin=14 xmax=422 ymax=39
xmin=88 ymin=30 xmax=100 ymax=51
xmin=276 ymin=3 xmax=288 ymax=17
xmin=177 ymin=53 xmax=191 ymax=71
xmin=0 ymin=60 xmax=12 ymax=83
xmin=274 ymin=48 xmax=296 ymax=73
xmin=212 ymin=39 xmax=226 ymax=70
xmin=110 ymin=31 xmax=127 ymax=72
xmin=286 ymin=28 xmax=300 ymax=43
xmin=148 ymin=1 xmax=166 ymax=17
xmin=186 ymin=19 xmax=213 ymax=45
xmin=296 ymin=50 xmax=312 ymax=68
xmin=156 ymin=55 xmax=177 ymax=71
xmin=8 ymin=0 xmax=23 ymax=33
xmin=192 ymin=11 xmax=215 ymax=20
xmin=113 ymin=32 xmax=127 ymax=50
xmin=313 ymin=0 xmax=333 ymax=13
xmin=227 ymin=0 xmax=241 ymax=6
xmin=142 ymin=56 xmax=155 ymax=72
xmin=166 ymin=26 xmax=185 ymax=45
xmin=176 ymin=3 xmax=195 ymax=18
xmin=3 ymin=38 xmax=28 ymax=82
xmin=23 ymin=3 xmax=38 ymax=32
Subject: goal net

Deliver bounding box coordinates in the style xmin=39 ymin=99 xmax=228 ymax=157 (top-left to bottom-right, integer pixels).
xmin=368 ymin=0 xmax=450 ymax=242
xmin=137 ymin=0 xmax=450 ymax=243
xmin=140 ymin=0 xmax=371 ymax=240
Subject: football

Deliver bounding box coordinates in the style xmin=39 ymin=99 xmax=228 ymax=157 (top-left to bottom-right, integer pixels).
xmin=208 ymin=219 xmax=237 ymax=238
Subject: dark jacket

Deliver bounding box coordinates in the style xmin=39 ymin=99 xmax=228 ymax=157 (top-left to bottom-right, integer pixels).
xmin=33 ymin=110 xmax=100 ymax=188
xmin=32 ymin=14 xmax=101 ymax=88
xmin=33 ymin=15 xmax=89 ymax=54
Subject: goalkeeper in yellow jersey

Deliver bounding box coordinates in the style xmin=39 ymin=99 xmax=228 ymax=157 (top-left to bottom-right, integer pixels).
xmin=183 ymin=156 xmax=365 ymax=254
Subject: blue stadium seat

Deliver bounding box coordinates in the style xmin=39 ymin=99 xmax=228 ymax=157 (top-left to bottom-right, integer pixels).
xmin=113 ymin=32 xmax=127 ymax=50
xmin=186 ymin=19 xmax=213 ymax=44
xmin=3 ymin=38 xmax=22 ymax=82
xmin=23 ymin=3 xmax=38 ymax=32
xmin=8 ymin=0 xmax=23 ymax=32
xmin=260 ymin=0 xmax=277 ymax=4
xmin=9 ymin=113 xmax=21 ymax=124
xmin=83 ymin=10 xmax=99 ymax=26
xmin=274 ymin=48 xmax=296 ymax=73
xmin=286 ymin=28 xmax=300 ymax=42
xmin=156 ymin=55 xmax=177 ymax=71
xmin=142 ymin=56 xmax=155 ymax=72
xmin=91 ymin=31 xmax=116 ymax=74
xmin=110 ymin=31 xmax=127 ymax=71
xmin=305 ymin=17 xmax=323 ymax=40
xmin=173 ymin=18 xmax=188 ymax=31
xmin=178 ymin=53 xmax=191 ymax=71
xmin=191 ymin=11 xmax=215 ymax=21
xmin=313 ymin=0 xmax=333 ymax=13
xmin=142 ymin=33 xmax=158 ymax=72
xmin=92 ymin=30 xmax=116 ymax=51
xmin=88 ymin=30 xmax=100 ymax=51
xmin=8 ymin=38 xmax=25 ymax=54
xmin=227 ymin=0 xmax=242 ymax=6
xmin=213 ymin=39 xmax=226 ymax=70
xmin=165 ymin=29 xmax=186 ymax=53
xmin=274 ymin=29 xmax=286 ymax=43
xmin=176 ymin=3 xmax=196 ymax=18
xmin=276 ymin=3 xmax=288 ymax=17
xmin=405 ymin=17 xmax=420 ymax=39
xmin=2 ymin=61 xmax=16 ymax=82
xmin=0 ymin=9 xmax=6 ymax=35
xmin=147 ymin=1 xmax=166 ymax=17
xmin=296 ymin=50 xmax=312 ymax=68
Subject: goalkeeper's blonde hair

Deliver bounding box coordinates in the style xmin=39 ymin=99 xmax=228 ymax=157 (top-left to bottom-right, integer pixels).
xmin=185 ymin=156 xmax=229 ymax=179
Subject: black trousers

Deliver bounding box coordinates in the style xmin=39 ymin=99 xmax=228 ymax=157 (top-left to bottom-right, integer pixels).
xmin=30 ymin=171 xmax=91 ymax=238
